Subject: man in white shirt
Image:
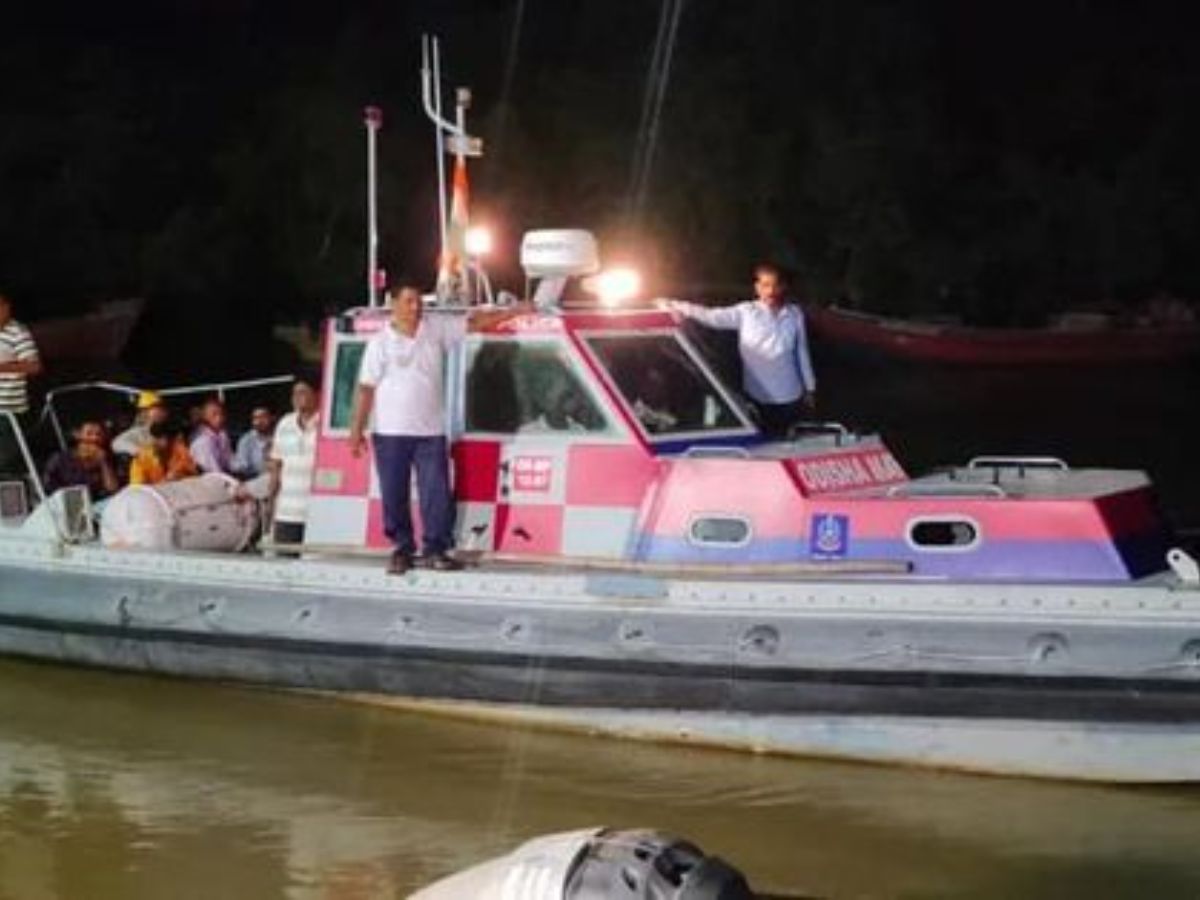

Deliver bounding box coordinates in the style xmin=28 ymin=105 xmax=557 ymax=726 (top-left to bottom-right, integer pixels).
xmin=0 ymin=292 xmax=43 ymax=475
xmin=349 ymin=283 xmax=527 ymax=574
xmin=660 ymin=263 xmax=817 ymax=439
xmin=268 ymin=379 xmax=319 ymax=554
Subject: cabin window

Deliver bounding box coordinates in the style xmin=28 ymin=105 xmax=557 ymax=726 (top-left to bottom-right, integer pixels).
xmin=688 ymin=515 xmax=752 ymax=547
xmin=327 ymin=339 xmax=366 ymax=432
xmin=907 ymin=517 xmax=980 ymax=550
xmin=583 ymin=333 xmax=747 ymax=439
xmin=464 ymin=339 xmax=613 ymax=435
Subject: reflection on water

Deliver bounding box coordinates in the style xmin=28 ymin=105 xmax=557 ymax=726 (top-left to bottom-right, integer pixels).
xmin=1 ymin=660 xmax=1200 ymax=899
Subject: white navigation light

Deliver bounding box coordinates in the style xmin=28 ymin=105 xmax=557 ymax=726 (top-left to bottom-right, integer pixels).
xmin=465 ymin=225 xmax=493 ymax=257
xmin=591 ymin=267 xmax=642 ymax=307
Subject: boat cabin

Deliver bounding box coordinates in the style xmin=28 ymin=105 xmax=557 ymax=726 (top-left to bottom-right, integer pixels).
xmin=300 ymin=232 xmax=1172 ymax=582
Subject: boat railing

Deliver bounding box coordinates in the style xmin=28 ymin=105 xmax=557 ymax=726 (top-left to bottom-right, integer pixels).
xmin=0 ymin=409 xmax=48 ymax=509
xmin=683 ymin=445 xmax=750 ymax=459
xmin=786 ymin=420 xmax=852 ymax=445
xmin=40 ymin=376 xmax=296 ymax=452
xmin=967 ymin=456 xmax=1070 ymax=478
xmin=888 ymin=481 xmax=1007 ymax=498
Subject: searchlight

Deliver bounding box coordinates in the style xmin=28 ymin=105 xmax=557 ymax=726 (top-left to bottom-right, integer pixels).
xmin=465 ymin=225 xmax=493 ymax=257
xmin=586 ymin=267 xmax=643 ymax=308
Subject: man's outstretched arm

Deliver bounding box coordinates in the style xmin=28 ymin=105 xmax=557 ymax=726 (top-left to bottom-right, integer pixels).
xmin=656 ymin=298 xmax=743 ymax=330
xmin=465 ymin=302 xmax=534 ymax=334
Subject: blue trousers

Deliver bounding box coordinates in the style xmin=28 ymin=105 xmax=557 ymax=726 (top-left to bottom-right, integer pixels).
xmin=372 ymin=434 xmax=455 ymax=555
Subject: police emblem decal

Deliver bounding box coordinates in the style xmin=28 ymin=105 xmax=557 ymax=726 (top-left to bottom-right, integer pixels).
xmin=809 ymin=513 xmax=849 ymax=558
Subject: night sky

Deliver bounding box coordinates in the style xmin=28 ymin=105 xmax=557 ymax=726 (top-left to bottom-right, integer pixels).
xmin=3 ymin=0 xmax=1200 ymax=369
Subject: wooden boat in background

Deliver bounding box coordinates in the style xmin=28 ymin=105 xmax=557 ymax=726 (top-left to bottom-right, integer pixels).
xmin=28 ymin=297 xmax=144 ymax=362
xmin=804 ymin=303 xmax=1200 ymax=366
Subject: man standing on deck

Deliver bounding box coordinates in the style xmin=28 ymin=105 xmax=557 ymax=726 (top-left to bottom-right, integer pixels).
xmin=268 ymin=379 xmax=320 ymax=555
xmin=658 ymin=263 xmax=816 ymax=439
xmin=348 ymin=282 xmax=528 ymax=575
xmin=0 ymin=292 xmax=43 ymax=476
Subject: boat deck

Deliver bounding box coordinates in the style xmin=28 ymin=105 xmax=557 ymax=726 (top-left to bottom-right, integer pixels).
xmin=892 ymin=466 xmax=1152 ymax=500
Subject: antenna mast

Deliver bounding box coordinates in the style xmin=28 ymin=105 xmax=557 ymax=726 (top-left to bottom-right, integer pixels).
xmin=363 ymin=105 xmax=383 ymax=307
xmin=421 ymin=34 xmax=484 ymax=303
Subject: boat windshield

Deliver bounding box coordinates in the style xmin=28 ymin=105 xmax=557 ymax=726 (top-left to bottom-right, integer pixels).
xmin=582 ymin=331 xmax=750 ymax=440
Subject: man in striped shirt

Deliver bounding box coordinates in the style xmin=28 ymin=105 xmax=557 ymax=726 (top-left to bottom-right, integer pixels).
xmin=267 ymin=378 xmax=319 ymax=554
xmin=0 ymin=292 xmax=44 ymax=476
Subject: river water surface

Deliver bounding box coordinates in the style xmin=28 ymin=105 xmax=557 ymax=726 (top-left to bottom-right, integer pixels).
xmin=3 ymin=349 xmax=1200 ymax=898
xmin=2 ymin=660 xmax=1200 ymax=899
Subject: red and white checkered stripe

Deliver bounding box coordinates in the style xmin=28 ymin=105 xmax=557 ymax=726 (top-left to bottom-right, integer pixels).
xmin=308 ymin=434 xmax=657 ymax=558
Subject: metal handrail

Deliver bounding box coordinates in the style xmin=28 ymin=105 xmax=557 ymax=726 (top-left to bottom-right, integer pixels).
xmin=888 ymin=481 xmax=1007 ymax=498
xmin=40 ymin=375 xmax=295 ymax=452
xmin=0 ymin=409 xmax=47 ymax=507
xmin=787 ymin=420 xmax=851 ymax=437
xmin=967 ymin=455 xmax=1069 ymax=471
xmin=682 ymin=445 xmax=750 ymax=459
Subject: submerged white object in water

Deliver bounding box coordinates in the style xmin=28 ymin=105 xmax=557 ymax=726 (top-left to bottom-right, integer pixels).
xmin=410 ymin=828 xmax=754 ymax=899
xmin=411 ymin=829 xmax=597 ymax=900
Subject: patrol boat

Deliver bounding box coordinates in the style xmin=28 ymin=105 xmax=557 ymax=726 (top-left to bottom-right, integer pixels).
xmin=2 ymin=224 xmax=1199 ymax=784
xmin=3 ymin=32 xmax=1200 ymax=781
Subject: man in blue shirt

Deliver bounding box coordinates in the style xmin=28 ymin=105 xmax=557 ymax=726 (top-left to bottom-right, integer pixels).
xmin=661 ymin=263 xmax=817 ymax=438
xmin=234 ymin=406 xmax=274 ymax=477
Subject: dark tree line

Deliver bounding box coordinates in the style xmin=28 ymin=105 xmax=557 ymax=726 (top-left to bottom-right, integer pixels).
xmin=1 ymin=0 xmax=1198 ymax=371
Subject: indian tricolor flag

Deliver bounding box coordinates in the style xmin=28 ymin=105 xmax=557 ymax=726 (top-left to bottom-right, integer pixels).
xmin=438 ymin=155 xmax=470 ymax=297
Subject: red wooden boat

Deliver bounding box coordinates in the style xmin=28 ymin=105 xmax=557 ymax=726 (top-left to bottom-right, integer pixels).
xmin=803 ymin=303 xmax=1200 ymax=365
xmin=28 ymin=298 xmax=144 ymax=362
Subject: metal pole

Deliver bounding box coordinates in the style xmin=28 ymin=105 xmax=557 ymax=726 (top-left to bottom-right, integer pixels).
xmin=364 ymin=105 xmax=382 ymax=307
xmin=431 ymin=38 xmax=449 ymax=278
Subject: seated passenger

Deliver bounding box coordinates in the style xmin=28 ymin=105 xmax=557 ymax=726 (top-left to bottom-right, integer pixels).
xmin=112 ymin=391 xmax=169 ymax=457
xmin=517 ymin=380 xmax=593 ymax=434
xmin=189 ymin=398 xmax=236 ymax=475
xmin=234 ymin=406 xmax=274 ymax=477
xmin=43 ymin=420 xmax=119 ymax=500
xmin=129 ymin=421 xmax=198 ymax=485
xmin=631 ymin=368 xmax=678 ymax=433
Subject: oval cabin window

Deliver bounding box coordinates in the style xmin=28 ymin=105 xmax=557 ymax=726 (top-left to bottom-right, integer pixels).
xmin=689 ymin=516 xmax=751 ymax=547
xmin=908 ymin=518 xmax=979 ymax=549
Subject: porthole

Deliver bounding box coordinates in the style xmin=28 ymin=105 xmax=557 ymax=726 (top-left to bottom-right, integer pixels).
xmin=687 ymin=515 xmax=752 ymax=547
xmin=907 ymin=516 xmax=980 ymax=552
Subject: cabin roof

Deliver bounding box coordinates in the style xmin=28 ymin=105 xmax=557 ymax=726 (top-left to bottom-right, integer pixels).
xmin=335 ymin=304 xmax=676 ymax=337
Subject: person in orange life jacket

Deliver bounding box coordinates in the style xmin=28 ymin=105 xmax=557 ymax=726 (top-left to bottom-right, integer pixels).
xmin=348 ymin=282 xmax=530 ymax=575
xmin=129 ymin=420 xmax=198 ymax=485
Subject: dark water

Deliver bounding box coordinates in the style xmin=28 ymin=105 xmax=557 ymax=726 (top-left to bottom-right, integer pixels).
xmin=6 ymin=342 xmax=1199 ymax=898
xmin=1 ymin=659 xmax=1200 ymax=900
xmin=817 ymin=352 xmax=1200 ymax=535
